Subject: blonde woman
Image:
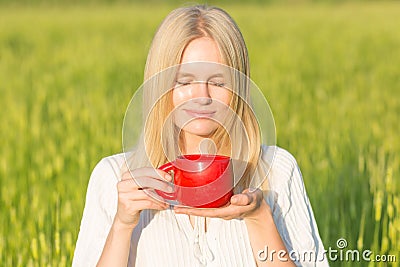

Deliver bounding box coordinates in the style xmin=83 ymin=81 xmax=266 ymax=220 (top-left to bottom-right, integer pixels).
xmin=73 ymin=5 xmax=329 ymax=267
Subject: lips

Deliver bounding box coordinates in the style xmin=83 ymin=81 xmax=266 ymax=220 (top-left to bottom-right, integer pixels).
xmin=184 ymin=109 xmax=216 ymax=118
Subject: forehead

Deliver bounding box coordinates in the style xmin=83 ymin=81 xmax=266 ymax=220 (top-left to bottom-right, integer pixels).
xmin=176 ymin=62 xmax=229 ymax=80
xmin=180 ymin=37 xmax=222 ymax=64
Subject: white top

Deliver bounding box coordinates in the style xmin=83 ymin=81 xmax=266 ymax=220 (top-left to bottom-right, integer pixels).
xmin=73 ymin=146 xmax=330 ymax=267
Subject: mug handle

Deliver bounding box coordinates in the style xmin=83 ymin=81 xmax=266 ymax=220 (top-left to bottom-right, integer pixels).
xmin=156 ymin=162 xmax=176 ymax=200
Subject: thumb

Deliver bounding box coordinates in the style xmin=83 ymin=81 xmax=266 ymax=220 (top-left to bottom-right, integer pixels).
xmin=231 ymin=193 xmax=252 ymax=206
xmin=157 ymin=169 xmax=173 ymax=182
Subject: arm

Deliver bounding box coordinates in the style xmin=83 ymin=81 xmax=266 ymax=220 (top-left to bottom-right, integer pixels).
xmin=174 ymin=189 xmax=295 ymax=266
xmin=267 ymin=148 xmax=329 ymax=267
xmin=72 ymin=158 xmax=120 ymax=267
xmin=96 ymin=218 xmax=135 ymax=267
xmin=242 ymin=194 xmax=295 ymax=266
xmin=96 ymin=166 xmax=172 ymax=267
xmin=173 ymin=147 xmax=328 ymax=266
xmin=73 ymin=156 xmax=173 ymax=267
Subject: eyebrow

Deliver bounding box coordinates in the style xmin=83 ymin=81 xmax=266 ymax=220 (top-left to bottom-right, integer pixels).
xmin=176 ymin=72 xmax=195 ymax=78
xmin=176 ymin=72 xmax=225 ymax=79
xmin=208 ymin=73 xmax=225 ymax=79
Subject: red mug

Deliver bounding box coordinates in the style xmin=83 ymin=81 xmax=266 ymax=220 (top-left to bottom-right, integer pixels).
xmin=156 ymin=154 xmax=234 ymax=208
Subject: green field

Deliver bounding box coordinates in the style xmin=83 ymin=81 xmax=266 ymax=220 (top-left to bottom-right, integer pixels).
xmin=0 ymin=2 xmax=399 ymax=266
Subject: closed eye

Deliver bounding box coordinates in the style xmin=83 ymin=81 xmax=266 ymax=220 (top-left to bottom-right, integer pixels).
xmin=175 ymin=80 xmax=192 ymax=86
xmin=208 ymin=81 xmax=226 ymax=87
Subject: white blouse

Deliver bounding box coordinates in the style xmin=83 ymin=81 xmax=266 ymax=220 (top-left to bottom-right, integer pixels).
xmin=72 ymin=146 xmax=330 ymax=266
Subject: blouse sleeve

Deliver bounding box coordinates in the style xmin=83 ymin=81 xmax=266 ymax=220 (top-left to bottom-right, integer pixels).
xmin=72 ymin=156 xmax=121 ymax=267
xmin=263 ymin=146 xmax=330 ymax=267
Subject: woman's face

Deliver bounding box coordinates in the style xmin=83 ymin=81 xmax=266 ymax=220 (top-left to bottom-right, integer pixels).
xmin=172 ymin=37 xmax=232 ymax=139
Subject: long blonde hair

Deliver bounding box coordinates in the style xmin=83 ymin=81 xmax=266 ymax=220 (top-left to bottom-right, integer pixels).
xmin=130 ymin=5 xmax=264 ymax=191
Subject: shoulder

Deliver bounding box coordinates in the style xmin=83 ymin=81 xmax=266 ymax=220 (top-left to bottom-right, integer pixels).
xmin=264 ymin=145 xmax=298 ymax=170
xmin=85 ymin=153 xmax=128 ymax=211
xmin=92 ymin=152 xmax=126 ymax=172
xmin=261 ymin=145 xmax=302 ymax=191
xmin=89 ymin=152 xmax=128 ymax=183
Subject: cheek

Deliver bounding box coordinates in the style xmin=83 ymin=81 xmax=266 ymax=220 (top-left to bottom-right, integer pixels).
xmin=172 ymin=87 xmax=190 ymax=107
xmin=210 ymin=88 xmax=232 ymax=106
xmin=173 ymin=87 xmax=233 ymax=107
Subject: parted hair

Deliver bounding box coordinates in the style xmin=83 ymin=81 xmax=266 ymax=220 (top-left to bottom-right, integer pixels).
xmin=131 ymin=5 xmax=266 ymax=191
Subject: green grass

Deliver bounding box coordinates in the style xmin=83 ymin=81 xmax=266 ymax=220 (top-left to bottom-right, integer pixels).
xmin=0 ymin=2 xmax=399 ymax=266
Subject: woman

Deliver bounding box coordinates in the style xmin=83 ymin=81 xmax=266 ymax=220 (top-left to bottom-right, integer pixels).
xmin=73 ymin=5 xmax=329 ymax=267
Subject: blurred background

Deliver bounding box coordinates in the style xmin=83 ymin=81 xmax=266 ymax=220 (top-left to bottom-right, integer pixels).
xmin=0 ymin=0 xmax=399 ymax=266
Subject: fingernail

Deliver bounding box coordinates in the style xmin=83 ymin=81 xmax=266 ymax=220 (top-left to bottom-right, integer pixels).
xmin=165 ymin=174 xmax=172 ymax=182
xmin=167 ymin=184 xmax=175 ymax=193
xmin=231 ymin=195 xmax=238 ymax=203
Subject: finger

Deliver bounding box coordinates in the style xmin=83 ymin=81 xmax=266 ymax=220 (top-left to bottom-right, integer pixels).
xmin=117 ymin=179 xmax=142 ymax=192
xmin=128 ymin=167 xmax=172 ymax=182
xmin=230 ymin=193 xmax=253 ymax=206
xmin=117 ymin=179 xmax=173 ymax=195
xmin=128 ymin=199 xmax=169 ymax=211
xmin=143 ymin=189 xmax=167 ymax=203
xmin=119 ymin=189 xmax=162 ymax=202
xmin=174 ymin=205 xmax=239 ymax=219
xmin=119 ymin=191 xmax=168 ymax=209
xmin=132 ymin=176 xmax=174 ymax=193
xmin=174 ymin=207 xmax=219 ymax=217
xmin=119 ymin=167 xmax=174 ymax=192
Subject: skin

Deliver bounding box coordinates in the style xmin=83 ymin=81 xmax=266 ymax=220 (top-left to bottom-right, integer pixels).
xmin=97 ymin=37 xmax=295 ymax=267
xmin=172 ymin=37 xmax=232 ymax=152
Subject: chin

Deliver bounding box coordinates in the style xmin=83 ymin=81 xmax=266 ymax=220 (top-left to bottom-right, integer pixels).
xmin=181 ymin=120 xmax=219 ymax=137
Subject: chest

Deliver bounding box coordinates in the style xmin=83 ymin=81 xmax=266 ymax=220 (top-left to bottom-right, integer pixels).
xmin=133 ymin=210 xmax=256 ymax=267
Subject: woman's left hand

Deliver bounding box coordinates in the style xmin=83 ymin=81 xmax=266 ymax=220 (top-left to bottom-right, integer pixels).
xmin=174 ymin=188 xmax=271 ymax=221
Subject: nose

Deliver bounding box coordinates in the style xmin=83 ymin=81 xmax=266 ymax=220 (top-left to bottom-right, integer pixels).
xmin=192 ymin=82 xmax=212 ymax=105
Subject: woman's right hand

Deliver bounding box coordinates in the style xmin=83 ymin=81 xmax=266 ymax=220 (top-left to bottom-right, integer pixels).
xmin=114 ymin=165 xmax=174 ymax=229
xmin=97 ymin=166 xmax=173 ymax=266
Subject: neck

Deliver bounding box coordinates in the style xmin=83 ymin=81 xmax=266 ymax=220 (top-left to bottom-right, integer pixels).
xmin=180 ymin=131 xmax=230 ymax=156
xmin=181 ymin=132 xmax=207 ymax=155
